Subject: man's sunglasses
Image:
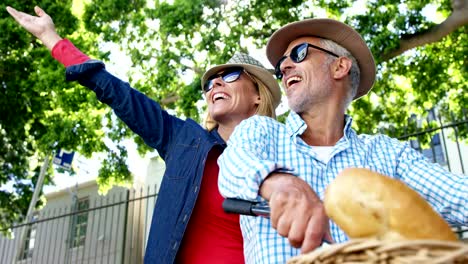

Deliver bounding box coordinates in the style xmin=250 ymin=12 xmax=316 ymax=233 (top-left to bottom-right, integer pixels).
xmin=274 ymin=42 xmax=340 ymax=80
xmin=204 ymin=67 xmax=245 ymax=92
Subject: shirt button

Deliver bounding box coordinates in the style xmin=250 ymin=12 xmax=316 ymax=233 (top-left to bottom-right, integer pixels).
xmin=194 ymin=186 xmax=198 ymax=193
xmin=183 ymin=214 xmax=188 ymax=223
xmin=172 ymin=242 xmax=177 ymax=250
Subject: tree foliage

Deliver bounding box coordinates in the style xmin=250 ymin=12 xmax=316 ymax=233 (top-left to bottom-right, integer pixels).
xmin=1 ymin=0 xmax=467 ymax=229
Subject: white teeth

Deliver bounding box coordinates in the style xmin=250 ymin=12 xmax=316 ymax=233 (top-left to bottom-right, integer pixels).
xmin=287 ymin=76 xmax=302 ymax=88
xmin=213 ymin=92 xmax=229 ymax=102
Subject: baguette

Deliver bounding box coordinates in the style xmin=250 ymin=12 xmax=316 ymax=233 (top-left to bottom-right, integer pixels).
xmin=324 ymin=167 xmax=457 ymax=241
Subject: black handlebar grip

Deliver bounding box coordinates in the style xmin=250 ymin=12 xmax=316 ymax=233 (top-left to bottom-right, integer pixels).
xmin=222 ymin=198 xmax=255 ymax=216
xmin=222 ymin=199 xmax=330 ymax=245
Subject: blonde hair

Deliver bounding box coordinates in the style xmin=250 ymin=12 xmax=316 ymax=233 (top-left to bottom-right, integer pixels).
xmin=204 ymin=73 xmax=277 ymax=131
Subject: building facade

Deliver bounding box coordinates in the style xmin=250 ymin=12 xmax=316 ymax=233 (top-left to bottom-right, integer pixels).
xmin=0 ymin=157 xmax=164 ymax=264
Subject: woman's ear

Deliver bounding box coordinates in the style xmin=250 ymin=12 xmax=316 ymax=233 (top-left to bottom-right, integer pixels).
xmin=255 ymin=95 xmax=261 ymax=105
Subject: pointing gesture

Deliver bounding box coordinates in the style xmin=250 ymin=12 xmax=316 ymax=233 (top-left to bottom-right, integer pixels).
xmin=6 ymin=6 xmax=62 ymax=50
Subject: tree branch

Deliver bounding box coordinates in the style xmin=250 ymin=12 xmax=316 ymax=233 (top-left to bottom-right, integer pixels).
xmin=381 ymin=0 xmax=468 ymax=61
xmin=160 ymin=94 xmax=180 ymax=105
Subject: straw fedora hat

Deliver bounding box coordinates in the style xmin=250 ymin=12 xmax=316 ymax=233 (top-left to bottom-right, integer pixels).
xmin=266 ymin=18 xmax=376 ymax=100
xmin=201 ymin=53 xmax=282 ymax=108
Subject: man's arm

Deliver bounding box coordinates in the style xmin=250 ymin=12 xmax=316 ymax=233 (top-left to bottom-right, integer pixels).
xmin=218 ymin=116 xmax=332 ymax=253
xmin=218 ymin=116 xmax=283 ymax=201
xmin=260 ymin=173 xmax=333 ymax=252
xmin=397 ymin=143 xmax=467 ymax=226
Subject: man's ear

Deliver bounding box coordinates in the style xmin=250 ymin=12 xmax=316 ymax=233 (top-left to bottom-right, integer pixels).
xmin=332 ymin=57 xmax=353 ymax=79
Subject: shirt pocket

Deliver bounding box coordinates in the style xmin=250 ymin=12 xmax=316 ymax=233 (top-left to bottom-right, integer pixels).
xmin=165 ymin=138 xmax=201 ymax=179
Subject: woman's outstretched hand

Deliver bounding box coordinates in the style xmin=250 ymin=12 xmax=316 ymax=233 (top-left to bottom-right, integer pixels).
xmin=6 ymin=6 xmax=62 ymax=50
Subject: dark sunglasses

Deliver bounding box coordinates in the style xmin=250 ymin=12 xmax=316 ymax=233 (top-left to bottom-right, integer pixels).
xmin=204 ymin=67 xmax=244 ymax=92
xmin=274 ymin=42 xmax=340 ymax=80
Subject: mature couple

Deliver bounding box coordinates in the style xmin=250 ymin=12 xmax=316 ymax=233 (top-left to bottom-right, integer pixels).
xmin=7 ymin=6 xmax=466 ymax=264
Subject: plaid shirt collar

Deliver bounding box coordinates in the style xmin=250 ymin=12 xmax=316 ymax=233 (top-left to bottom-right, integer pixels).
xmin=286 ymin=111 xmax=354 ymax=142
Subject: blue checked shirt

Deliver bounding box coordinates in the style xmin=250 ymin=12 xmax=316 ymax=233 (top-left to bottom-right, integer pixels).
xmin=218 ymin=112 xmax=467 ymax=264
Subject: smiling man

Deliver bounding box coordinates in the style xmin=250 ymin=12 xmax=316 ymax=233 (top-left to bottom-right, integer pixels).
xmin=218 ymin=18 xmax=467 ymax=264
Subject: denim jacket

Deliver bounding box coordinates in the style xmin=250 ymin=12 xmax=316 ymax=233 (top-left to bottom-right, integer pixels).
xmin=66 ymin=60 xmax=226 ymax=263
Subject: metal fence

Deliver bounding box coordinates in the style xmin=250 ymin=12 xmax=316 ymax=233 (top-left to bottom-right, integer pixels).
xmin=0 ymin=113 xmax=467 ymax=263
xmin=395 ymin=110 xmax=468 ymax=175
xmin=0 ymin=185 xmax=158 ymax=264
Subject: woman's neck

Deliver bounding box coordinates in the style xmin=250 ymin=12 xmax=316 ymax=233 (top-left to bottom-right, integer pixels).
xmin=216 ymin=123 xmax=237 ymax=142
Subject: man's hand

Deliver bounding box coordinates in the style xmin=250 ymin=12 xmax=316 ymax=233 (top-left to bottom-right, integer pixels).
xmin=6 ymin=6 xmax=62 ymax=50
xmin=260 ymin=172 xmax=333 ymax=253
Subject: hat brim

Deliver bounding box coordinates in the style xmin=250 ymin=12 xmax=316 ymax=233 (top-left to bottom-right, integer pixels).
xmin=266 ymin=18 xmax=375 ymax=99
xmin=201 ymin=63 xmax=282 ymax=108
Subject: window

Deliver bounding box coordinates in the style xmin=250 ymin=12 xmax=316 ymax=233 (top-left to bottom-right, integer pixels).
xmin=69 ymin=197 xmax=89 ymax=248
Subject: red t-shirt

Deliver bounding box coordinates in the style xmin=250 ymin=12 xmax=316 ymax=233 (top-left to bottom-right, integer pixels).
xmin=175 ymin=147 xmax=244 ymax=263
xmin=51 ymin=41 xmax=244 ymax=263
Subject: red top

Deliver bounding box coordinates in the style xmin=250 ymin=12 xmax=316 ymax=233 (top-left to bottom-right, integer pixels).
xmin=51 ymin=39 xmax=90 ymax=66
xmin=175 ymin=147 xmax=244 ymax=264
xmin=51 ymin=40 xmax=244 ymax=263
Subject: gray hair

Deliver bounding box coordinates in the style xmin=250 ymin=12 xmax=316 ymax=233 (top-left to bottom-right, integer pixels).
xmin=319 ymin=38 xmax=360 ymax=107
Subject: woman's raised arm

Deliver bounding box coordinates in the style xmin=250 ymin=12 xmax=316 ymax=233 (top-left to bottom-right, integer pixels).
xmin=6 ymin=6 xmax=62 ymax=50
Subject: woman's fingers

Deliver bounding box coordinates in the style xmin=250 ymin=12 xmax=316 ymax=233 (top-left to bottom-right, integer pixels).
xmin=6 ymin=6 xmax=21 ymax=21
xmin=6 ymin=6 xmax=61 ymax=50
xmin=7 ymin=6 xmax=35 ymax=27
xmin=34 ymin=6 xmax=45 ymax=16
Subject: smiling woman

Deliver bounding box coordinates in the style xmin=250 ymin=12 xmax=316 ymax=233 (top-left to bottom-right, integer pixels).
xmin=5 ymin=5 xmax=281 ymax=263
xmin=202 ymin=53 xmax=281 ymax=132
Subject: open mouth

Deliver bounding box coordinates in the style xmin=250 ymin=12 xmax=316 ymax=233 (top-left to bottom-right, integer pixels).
xmin=212 ymin=92 xmax=230 ymax=103
xmin=286 ymin=76 xmax=302 ymax=89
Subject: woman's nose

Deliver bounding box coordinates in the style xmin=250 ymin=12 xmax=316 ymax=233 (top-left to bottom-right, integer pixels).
xmin=211 ymin=76 xmax=225 ymax=89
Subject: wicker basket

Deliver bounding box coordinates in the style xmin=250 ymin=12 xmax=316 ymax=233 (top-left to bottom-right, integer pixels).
xmin=287 ymin=239 xmax=468 ymax=264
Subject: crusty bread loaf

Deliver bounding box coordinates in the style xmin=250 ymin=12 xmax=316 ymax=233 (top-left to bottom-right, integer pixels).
xmin=324 ymin=167 xmax=457 ymax=242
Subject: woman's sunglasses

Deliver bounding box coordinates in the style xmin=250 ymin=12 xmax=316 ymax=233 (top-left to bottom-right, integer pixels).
xmin=204 ymin=67 xmax=244 ymax=93
xmin=274 ymin=42 xmax=339 ymax=80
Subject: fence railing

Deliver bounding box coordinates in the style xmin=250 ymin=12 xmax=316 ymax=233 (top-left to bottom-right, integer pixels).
xmin=0 ymin=185 xmax=158 ymax=264
xmin=396 ymin=113 xmax=467 ymax=176
xmin=0 ymin=115 xmax=467 ymax=263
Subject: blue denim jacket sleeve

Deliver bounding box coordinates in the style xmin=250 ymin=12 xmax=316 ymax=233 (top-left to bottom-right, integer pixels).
xmin=65 ymin=60 xmax=183 ymax=159
xmin=66 ymin=60 xmax=228 ymax=263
